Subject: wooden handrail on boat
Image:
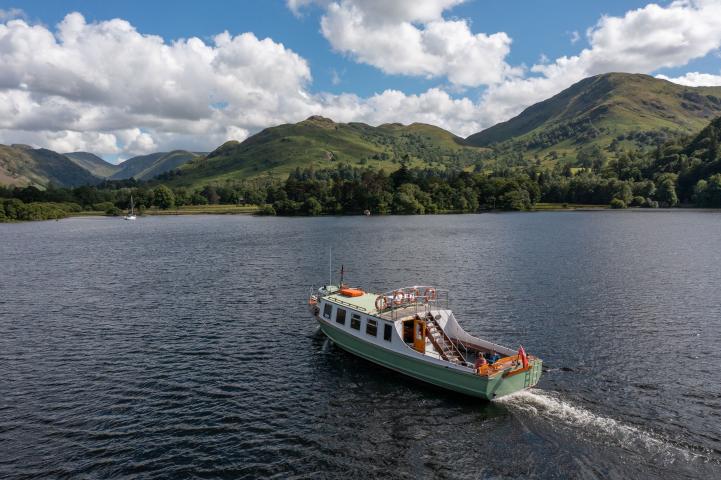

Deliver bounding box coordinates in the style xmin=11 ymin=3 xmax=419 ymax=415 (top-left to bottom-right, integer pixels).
xmin=477 ymin=355 xmax=535 ymax=377
xmin=503 ymin=364 xmax=532 ymax=377
xmin=426 ymin=313 xmax=466 ymax=363
xmin=425 ymin=327 xmax=452 ymax=362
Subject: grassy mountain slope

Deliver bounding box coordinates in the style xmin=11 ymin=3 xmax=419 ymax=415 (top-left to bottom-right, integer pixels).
xmin=0 ymin=145 xmax=100 ymax=187
xmin=111 ymin=150 xmax=200 ymax=180
xmin=64 ymin=151 xmax=120 ymax=178
xmin=170 ymin=116 xmax=487 ymax=186
xmin=466 ymin=73 xmax=721 ymax=164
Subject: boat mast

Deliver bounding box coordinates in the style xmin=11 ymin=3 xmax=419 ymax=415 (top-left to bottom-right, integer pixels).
xmin=329 ymin=247 xmax=332 ymax=287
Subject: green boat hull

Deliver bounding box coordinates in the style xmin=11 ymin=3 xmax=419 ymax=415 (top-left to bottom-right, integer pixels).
xmin=318 ymin=319 xmax=542 ymax=400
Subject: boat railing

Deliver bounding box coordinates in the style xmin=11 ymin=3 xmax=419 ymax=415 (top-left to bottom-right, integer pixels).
xmin=377 ymin=286 xmax=449 ymax=320
xmin=331 ymin=296 xmax=370 ymax=312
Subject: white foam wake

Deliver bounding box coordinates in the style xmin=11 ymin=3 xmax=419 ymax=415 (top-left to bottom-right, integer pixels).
xmin=498 ymin=389 xmax=703 ymax=464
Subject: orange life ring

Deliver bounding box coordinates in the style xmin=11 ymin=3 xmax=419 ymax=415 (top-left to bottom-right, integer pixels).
xmin=424 ymin=287 xmax=436 ymax=302
xmin=375 ymin=296 xmax=388 ymax=311
xmin=392 ymin=290 xmax=404 ymax=306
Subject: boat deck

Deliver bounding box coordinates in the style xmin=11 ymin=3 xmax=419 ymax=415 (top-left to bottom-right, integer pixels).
xmin=325 ymin=292 xmax=379 ymax=315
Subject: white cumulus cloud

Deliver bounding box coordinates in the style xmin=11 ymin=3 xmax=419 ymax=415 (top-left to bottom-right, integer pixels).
xmin=656 ymin=71 xmax=721 ymax=86
xmin=294 ymin=0 xmax=519 ymax=87
xmin=0 ymin=13 xmax=315 ymax=158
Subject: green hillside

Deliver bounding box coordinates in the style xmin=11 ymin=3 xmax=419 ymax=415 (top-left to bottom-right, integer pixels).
xmin=111 ymin=150 xmax=200 ymax=180
xmin=64 ymin=151 xmax=120 ymax=178
xmin=0 ymin=145 xmax=100 ymax=187
xmin=168 ymin=116 xmax=489 ymax=186
xmin=466 ymin=73 xmax=721 ymax=166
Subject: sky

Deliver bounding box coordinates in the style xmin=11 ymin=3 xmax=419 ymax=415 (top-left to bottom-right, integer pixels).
xmin=1 ymin=0 xmax=721 ymax=162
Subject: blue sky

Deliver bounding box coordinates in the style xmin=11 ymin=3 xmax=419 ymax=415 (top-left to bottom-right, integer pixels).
xmin=1 ymin=0 xmax=720 ymax=159
xmin=12 ymin=0 xmax=710 ymax=96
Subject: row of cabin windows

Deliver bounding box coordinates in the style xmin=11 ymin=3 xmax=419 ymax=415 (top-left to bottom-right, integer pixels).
xmin=327 ymin=304 xmax=392 ymax=342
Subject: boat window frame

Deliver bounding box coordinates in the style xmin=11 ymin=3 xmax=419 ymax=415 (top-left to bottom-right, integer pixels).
xmin=350 ymin=313 xmax=361 ymax=330
xmin=383 ymin=323 xmax=392 ymax=342
xmin=323 ymin=303 xmax=332 ymax=319
xmin=336 ymin=308 xmax=347 ymax=325
xmin=366 ymin=318 xmax=378 ymax=337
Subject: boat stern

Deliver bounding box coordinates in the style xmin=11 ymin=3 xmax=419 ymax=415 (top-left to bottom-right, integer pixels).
xmin=484 ymin=358 xmax=543 ymax=400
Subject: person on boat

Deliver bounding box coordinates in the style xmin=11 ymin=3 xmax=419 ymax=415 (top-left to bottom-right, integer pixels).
xmin=489 ymin=352 xmax=501 ymax=364
xmin=474 ymin=355 xmax=488 ymax=373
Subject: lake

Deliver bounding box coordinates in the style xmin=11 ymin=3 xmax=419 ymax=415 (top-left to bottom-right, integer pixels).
xmin=1 ymin=212 xmax=721 ymax=479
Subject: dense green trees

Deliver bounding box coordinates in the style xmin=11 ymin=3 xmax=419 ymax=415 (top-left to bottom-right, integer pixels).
xmin=0 ymin=157 xmax=708 ymax=221
xmin=265 ymin=165 xmax=544 ymax=215
xmin=153 ymin=185 xmax=176 ymax=209
xmin=694 ymin=174 xmax=721 ymax=207
xmin=0 ymin=198 xmax=78 ymax=221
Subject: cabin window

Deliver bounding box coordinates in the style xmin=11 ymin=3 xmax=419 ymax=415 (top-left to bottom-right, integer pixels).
xmin=366 ymin=319 xmax=377 ymax=337
xmin=383 ymin=324 xmax=392 ymax=342
xmin=336 ymin=308 xmax=346 ymax=325
xmin=323 ymin=303 xmax=332 ymax=319
xmin=351 ymin=314 xmax=361 ymax=330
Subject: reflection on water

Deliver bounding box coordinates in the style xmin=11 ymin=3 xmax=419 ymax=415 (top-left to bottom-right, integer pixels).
xmin=1 ymin=211 xmax=720 ymax=479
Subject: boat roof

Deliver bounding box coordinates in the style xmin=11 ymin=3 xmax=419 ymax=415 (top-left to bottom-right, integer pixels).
xmin=325 ymin=290 xmax=380 ymax=315
xmin=322 ymin=285 xmax=447 ymax=319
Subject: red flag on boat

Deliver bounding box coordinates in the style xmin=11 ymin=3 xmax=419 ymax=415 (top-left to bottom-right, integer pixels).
xmin=518 ymin=345 xmax=529 ymax=368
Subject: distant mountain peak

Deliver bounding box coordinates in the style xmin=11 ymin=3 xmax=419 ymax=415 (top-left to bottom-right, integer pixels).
xmin=63 ymin=151 xmax=119 ymax=178
xmin=109 ymin=150 xmax=198 ymax=181
xmin=465 ymin=72 xmax=721 ymax=157
xmin=304 ymin=115 xmax=334 ymax=123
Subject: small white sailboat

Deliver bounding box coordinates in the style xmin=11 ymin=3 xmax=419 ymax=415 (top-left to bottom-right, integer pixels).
xmin=124 ymin=195 xmax=137 ymax=220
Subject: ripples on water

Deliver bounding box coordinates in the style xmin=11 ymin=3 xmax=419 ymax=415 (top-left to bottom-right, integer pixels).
xmin=1 ymin=212 xmax=721 ymax=479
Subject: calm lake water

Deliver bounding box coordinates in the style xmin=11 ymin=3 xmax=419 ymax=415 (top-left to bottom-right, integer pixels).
xmin=1 ymin=212 xmax=721 ymax=479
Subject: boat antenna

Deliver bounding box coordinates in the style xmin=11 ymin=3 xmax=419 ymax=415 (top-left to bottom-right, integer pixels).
xmin=328 ymin=247 xmax=332 ymax=287
xmin=340 ymin=264 xmax=344 ymax=287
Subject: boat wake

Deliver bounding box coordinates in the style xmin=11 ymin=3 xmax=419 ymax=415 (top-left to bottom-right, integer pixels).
xmin=498 ymin=389 xmax=710 ymax=466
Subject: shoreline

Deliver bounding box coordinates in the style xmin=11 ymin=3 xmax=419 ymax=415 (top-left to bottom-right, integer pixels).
xmin=68 ymin=204 xmax=721 ymax=219
xmin=6 ymin=204 xmax=720 ymax=223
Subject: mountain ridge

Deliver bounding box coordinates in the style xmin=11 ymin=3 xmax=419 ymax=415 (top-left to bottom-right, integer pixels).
xmin=64 ymin=151 xmax=120 ymax=178
xmin=465 ymin=73 xmax=721 ymax=164
xmin=0 ymin=145 xmax=101 ymax=187
xmin=110 ymin=150 xmax=201 ymax=181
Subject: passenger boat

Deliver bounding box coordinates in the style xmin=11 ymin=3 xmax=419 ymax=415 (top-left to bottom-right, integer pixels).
xmin=309 ymin=283 xmax=542 ymax=400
